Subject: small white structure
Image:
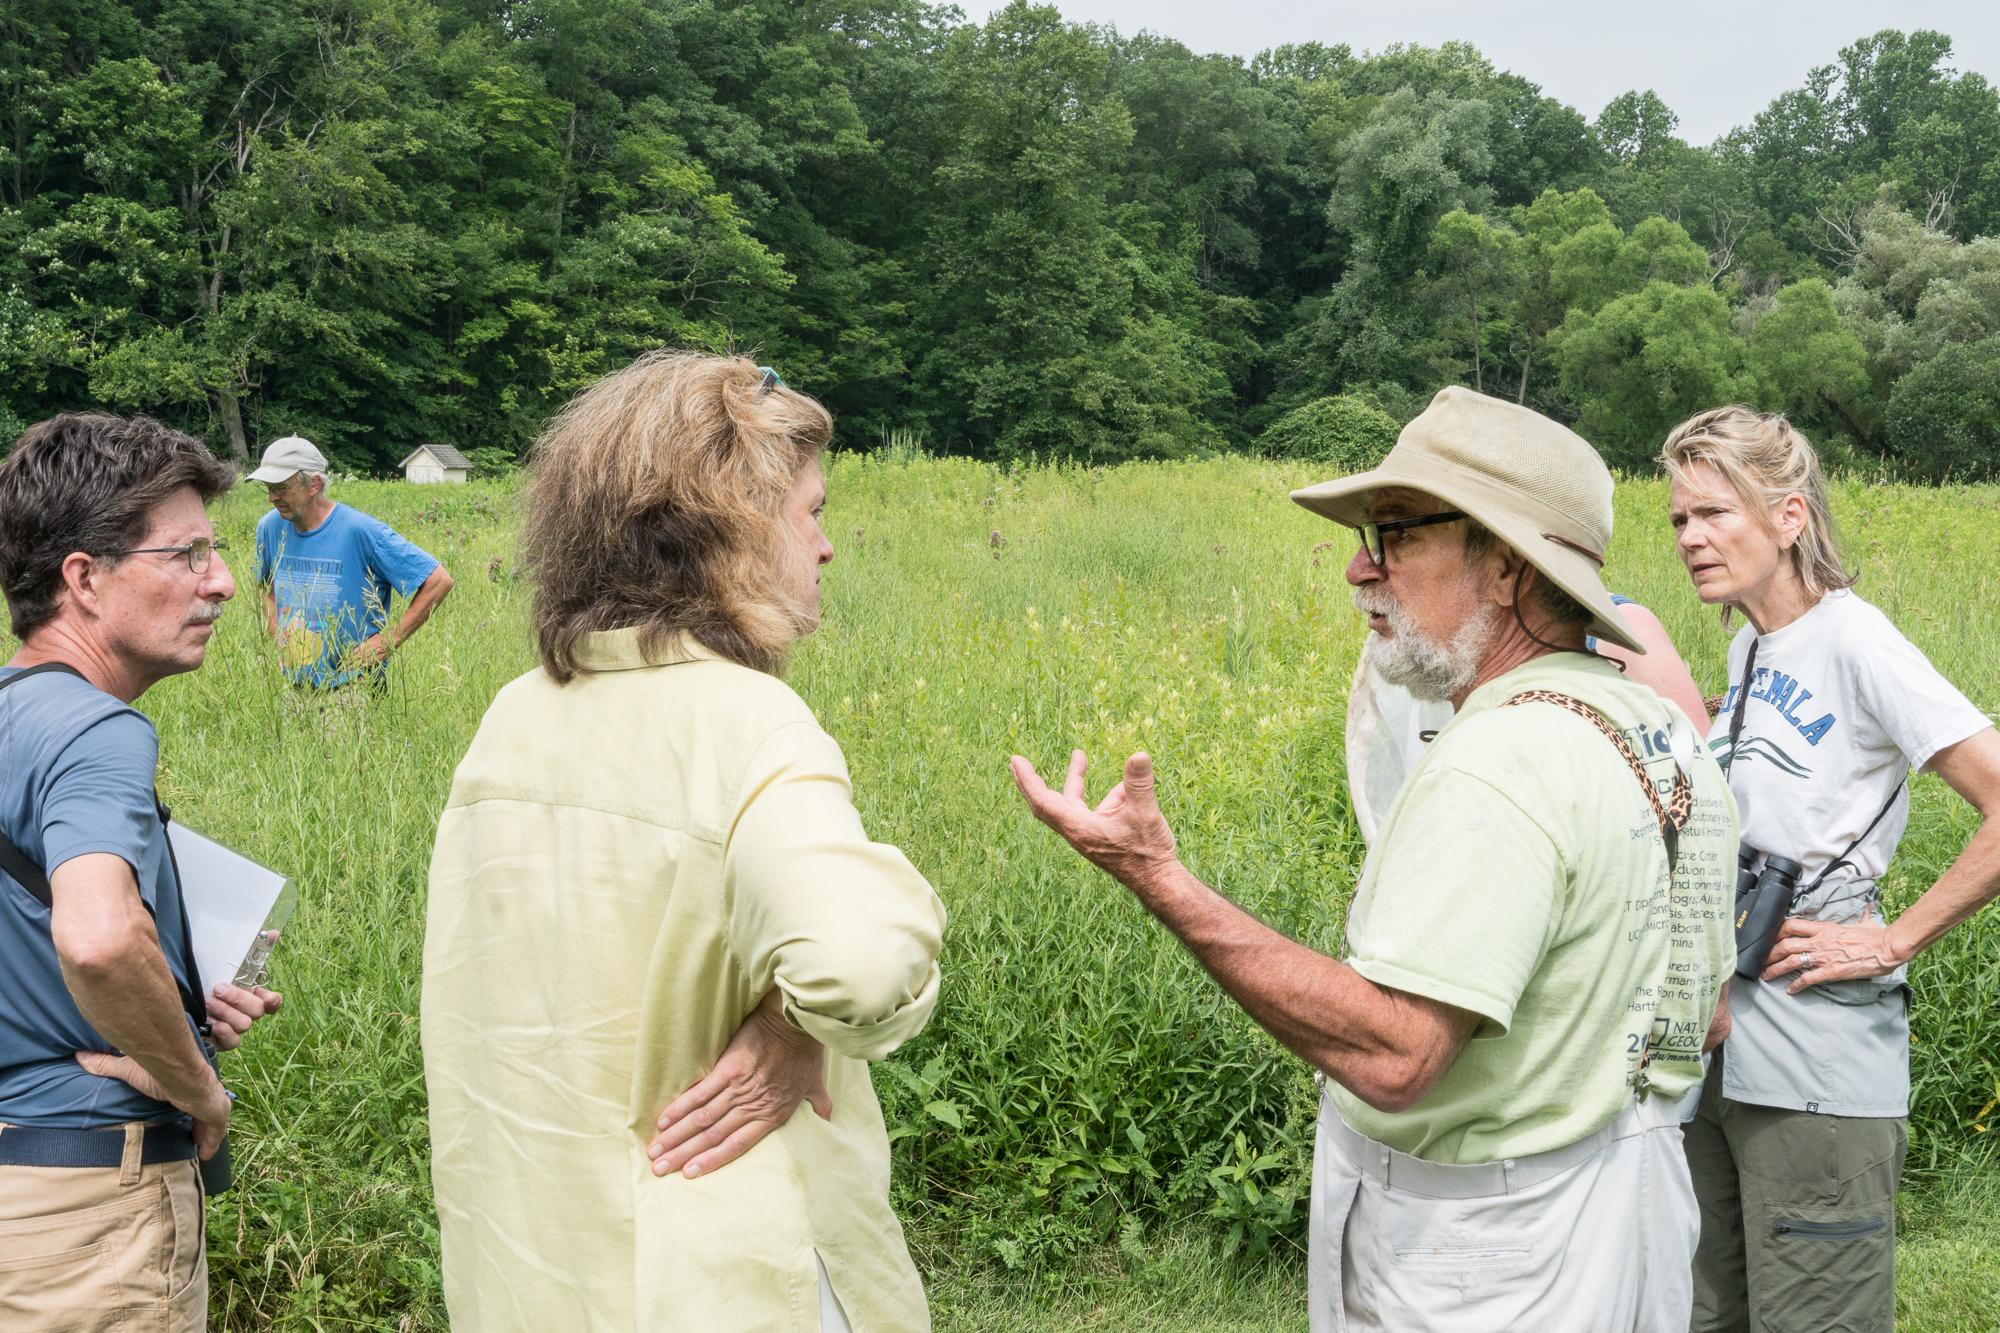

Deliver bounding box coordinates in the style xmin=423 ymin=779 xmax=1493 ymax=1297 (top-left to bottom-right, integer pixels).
xmin=399 ymin=443 xmax=472 ymax=484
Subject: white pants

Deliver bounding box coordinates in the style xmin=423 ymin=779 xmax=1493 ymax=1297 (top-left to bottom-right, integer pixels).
xmin=1308 ymin=1088 xmax=1698 ymax=1332
xmin=817 ymin=1252 xmax=852 ymax=1333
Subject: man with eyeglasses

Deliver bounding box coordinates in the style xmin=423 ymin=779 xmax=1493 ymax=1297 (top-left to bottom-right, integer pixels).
xmin=1012 ymin=388 xmax=1738 ymax=1331
xmin=0 ymin=413 xmax=284 ymax=1329
xmin=248 ymin=435 xmax=453 ymax=692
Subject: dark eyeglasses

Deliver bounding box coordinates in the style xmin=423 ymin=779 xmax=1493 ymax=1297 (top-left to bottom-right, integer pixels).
xmin=1352 ymin=512 xmax=1467 ymax=567
xmin=115 ymin=536 xmax=230 ymax=573
xmin=757 ymin=365 xmax=786 ymax=397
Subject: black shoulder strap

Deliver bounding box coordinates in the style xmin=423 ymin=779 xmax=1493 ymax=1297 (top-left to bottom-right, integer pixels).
xmin=0 ymin=663 xmax=89 ymax=908
xmin=1727 ymin=637 xmax=1759 ymax=764
xmin=1721 ymin=637 xmax=1901 ymax=908
xmin=1801 ymin=782 xmax=1905 ymax=900
xmin=0 ymin=834 xmax=50 ymax=909
xmin=156 ymin=799 xmax=213 ymax=1042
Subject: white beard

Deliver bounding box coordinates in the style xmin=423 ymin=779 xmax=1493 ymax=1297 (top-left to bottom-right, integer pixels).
xmin=1353 ymin=586 xmax=1503 ymax=703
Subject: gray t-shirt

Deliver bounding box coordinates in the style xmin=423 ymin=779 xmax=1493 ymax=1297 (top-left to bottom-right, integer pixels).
xmin=0 ymin=667 xmax=199 ymax=1128
xmin=1712 ymin=590 xmax=1991 ymax=1117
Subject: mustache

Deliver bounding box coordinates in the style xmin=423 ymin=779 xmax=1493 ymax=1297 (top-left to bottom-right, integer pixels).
xmin=188 ymin=602 xmax=226 ymax=625
xmin=1351 ymin=585 xmax=1396 ymax=618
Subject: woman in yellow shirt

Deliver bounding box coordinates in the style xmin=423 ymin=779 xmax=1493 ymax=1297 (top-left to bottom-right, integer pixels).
xmin=422 ymin=352 xmax=946 ymax=1333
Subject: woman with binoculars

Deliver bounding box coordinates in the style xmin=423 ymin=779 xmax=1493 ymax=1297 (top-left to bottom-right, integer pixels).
xmin=1664 ymin=408 xmax=2000 ymax=1333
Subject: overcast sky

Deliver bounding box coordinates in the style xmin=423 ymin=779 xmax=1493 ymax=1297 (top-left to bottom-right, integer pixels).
xmin=1032 ymin=1 xmax=1999 ymax=146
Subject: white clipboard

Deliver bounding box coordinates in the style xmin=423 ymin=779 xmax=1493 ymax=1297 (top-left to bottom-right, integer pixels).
xmin=167 ymin=823 xmax=298 ymax=990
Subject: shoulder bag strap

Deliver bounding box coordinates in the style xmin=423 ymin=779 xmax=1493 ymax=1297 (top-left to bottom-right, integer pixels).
xmin=1501 ymin=689 xmax=1694 ymax=879
xmin=1502 ymin=687 xmax=1696 ymax=1098
xmin=1799 ymin=782 xmax=1905 ymax=902
xmin=0 ymin=663 xmax=90 ymax=908
xmin=1727 ymin=637 xmax=1759 ymax=765
xmin=155 ymin=798 xmax=214 ymax=1046
xmin=1720 ymin=638 xmax=1899 ymax=909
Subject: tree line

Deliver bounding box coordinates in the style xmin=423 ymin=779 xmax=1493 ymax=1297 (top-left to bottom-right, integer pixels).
xmin=4 ymin=2 xmax=1998 ymax=479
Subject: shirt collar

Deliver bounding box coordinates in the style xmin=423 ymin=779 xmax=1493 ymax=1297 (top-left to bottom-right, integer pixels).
xmin=569 ymin=626 xmax=722 ymax=673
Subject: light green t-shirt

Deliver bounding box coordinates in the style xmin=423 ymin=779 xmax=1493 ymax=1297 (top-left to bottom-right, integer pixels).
xmin=1333 ymin=654 xmax=1737 ymax=1164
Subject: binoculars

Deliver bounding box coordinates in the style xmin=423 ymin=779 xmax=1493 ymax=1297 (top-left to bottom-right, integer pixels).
xmin=1734 ymin=847 xmax=1804 ymax=980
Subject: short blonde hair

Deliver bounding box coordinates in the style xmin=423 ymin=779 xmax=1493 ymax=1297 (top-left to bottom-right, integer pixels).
xmin=523 ymin=351 xmax=832 ymax=682
xmin=1659 ymin=407 xmax=1853 ymax=607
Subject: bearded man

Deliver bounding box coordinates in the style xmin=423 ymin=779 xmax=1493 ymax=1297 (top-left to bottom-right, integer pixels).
xmin=1011 ymin=387 xmax=1738 ymax=1332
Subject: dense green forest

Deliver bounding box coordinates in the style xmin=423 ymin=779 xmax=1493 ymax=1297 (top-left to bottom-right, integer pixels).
xmin=5 ymin=1 xmax=1999 ymax=477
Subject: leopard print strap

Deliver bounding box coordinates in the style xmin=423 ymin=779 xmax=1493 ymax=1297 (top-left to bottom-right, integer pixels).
xmin=1500 ymin=689 xmax=1693 ymax=847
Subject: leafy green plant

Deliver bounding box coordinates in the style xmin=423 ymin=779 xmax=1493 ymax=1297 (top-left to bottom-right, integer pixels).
xmin=1206 ymin=1131 xmax=1306 ymax=1259
xmin=462 ymin=446 xmax=521 ymax=480
xmin=1257 ymin=397 xmax=1399 ymax=472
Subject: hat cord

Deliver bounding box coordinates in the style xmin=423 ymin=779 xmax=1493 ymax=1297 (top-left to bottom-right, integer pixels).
xmin=1512 ymin=564 xmax=1625 ymax=673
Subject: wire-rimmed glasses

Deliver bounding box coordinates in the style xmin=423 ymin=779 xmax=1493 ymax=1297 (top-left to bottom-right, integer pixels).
xmin=114 ymin=536 xmax=230 ymax=573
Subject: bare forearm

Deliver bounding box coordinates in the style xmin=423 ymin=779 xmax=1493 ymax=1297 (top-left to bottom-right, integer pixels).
xmin=1703 ymin=979 xmax=1731 ymax=1054
xmin=1010 ymin=750 xmax=1468 ymax=1109
xmin=1124 ymin=857 xmax=1466 ymax=1110
xmin=1887 ymin=819 xmax=2000 ymax=961
xmin=59 ymin=940 xmax=214 ymax=1105
xmin=261 ymin=588 xmax=278 ymax=635
xmin=392 ymin=569 xmax=451 ymax=646
xmin=51 ymin=856 xmax=218 ymax=1108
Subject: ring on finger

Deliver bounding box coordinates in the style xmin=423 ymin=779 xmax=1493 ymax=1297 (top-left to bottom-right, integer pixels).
xmin=1799 ymin=952 xmax=1813 ymax=970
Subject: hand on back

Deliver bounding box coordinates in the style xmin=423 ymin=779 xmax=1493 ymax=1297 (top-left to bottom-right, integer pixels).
xmin=648 ymin=988 xmax=831 ymax=1180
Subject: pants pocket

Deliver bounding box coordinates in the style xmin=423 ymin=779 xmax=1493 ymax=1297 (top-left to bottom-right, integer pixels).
xmin=1390 ymin=1242 xmax=1538 ymax=1304
xmin=1770 ymin=1215 xmax=1885 ymax=1240
xmin=1391 ymin=1243 xmax=1534 ymax=1268
xmin=0 ymin=1240 xmax=128 ymax=1333
xmin=161 ymin=1162 xmax=206 ymax=1320
xmin=1750 ymin=1204 xmax=1895 ymax=1332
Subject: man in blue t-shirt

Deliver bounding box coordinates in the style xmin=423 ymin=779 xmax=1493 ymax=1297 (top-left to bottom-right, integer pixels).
xmin=248 ymin=436 xmax=454 ymax=689
xmin=0 ymin=412 xmax=284 ymax=1327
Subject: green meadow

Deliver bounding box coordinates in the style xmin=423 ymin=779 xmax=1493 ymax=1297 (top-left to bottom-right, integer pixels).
xmin=27 ymin=456 xmax=2000 ymax=1330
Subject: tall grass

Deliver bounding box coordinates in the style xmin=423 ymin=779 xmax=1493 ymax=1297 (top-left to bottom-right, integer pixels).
xmin=12 ymin=459 xmax=1997 ymax=1328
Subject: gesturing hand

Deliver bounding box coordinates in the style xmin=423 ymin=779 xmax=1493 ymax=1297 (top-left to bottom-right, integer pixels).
xmin=1008 ymin=750 xmax=1180 ymax=892
xmin=1761 ymin=906 xmax=1905 ymax=993
xmin=648 ymin=988 xmax=831 ymax=1180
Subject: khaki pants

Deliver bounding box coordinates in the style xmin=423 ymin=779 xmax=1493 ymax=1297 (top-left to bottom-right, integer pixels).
xmin=0 ymin=1150 xmax=206 ymax=1332
xmin=1683 ymin=1049 xmax=1905 ymax=1333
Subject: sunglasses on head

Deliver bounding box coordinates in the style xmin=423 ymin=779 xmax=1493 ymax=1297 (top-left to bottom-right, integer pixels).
xmin=1351 ymin=511 xmax=1467 ymax=567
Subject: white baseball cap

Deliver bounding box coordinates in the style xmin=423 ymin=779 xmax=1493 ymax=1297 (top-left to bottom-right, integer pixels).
xmin=247 ymin=435 xmax=330 ymax=484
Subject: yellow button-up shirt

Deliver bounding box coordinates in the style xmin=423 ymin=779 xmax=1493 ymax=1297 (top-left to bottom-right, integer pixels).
xmin=422 ymin=628 xmax=946 ymax=1332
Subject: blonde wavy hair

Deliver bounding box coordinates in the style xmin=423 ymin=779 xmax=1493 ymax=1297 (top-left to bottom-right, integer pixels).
xmin=523 ymin=351 xmax=832 ymax=682
xmin=1659 ymin=406 xmax=1854 ymax=617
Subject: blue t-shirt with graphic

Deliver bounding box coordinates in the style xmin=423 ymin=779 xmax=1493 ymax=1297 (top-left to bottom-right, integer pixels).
xmin=0 ymin=668 xmax=200 ymax=1129
xmin=254 ymin=503 xmax=439 ymax=687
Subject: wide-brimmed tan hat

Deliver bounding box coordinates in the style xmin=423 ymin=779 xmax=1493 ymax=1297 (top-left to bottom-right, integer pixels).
xmin=1290 ymin=386 xmax=1644 ymax=654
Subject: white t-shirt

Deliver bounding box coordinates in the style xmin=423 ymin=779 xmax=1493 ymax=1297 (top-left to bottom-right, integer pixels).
xmin=1344 ymin=652 xmax=1453 ymax=845
xmin=1712 ymin=588 xmax=1991 ymax=1116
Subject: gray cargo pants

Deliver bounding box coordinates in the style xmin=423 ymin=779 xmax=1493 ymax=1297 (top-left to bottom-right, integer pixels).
xmin=1682 ymin=1048 xmax=1906 ymax=1333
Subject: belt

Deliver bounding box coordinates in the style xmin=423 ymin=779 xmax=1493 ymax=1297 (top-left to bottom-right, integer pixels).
xmin=1318 ymin=1089 xmax=1690 ymax=1200
xmin=0 ymin=1121 xmax=200 ymax=1169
